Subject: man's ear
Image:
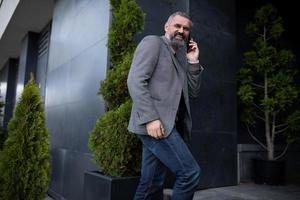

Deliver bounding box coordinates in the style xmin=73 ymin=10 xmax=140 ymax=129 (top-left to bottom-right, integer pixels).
xmin=164 ymin=22 xmax=169 ymax=32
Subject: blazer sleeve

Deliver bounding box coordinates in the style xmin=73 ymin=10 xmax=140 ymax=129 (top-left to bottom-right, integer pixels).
xmin=127 ymin=36 xmax=161 ymax=125
xmin=187 ymin=63 xmax=204 ymax=99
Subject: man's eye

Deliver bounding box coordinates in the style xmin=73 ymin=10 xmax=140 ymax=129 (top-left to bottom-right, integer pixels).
xmin=174 ymin=24 xmax=181 ymax=28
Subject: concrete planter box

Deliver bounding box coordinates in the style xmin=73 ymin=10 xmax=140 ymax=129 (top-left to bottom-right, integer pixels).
xmin=253 ymin=159 xmax=285 ymax=185
xmin=83 ymin=171 xmax=139 ymax=200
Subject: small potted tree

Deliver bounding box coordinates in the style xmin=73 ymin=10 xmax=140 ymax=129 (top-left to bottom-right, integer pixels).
xmin=84 ymin=0 xmax=144 ymax=199
xmin=238 ymin=4 xmax=300 ymax=185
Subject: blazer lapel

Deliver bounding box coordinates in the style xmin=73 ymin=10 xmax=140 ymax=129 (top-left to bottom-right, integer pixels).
xmin=161 ymin=37 xmax=180 ymax=72
xmin=160 ymin=36 xmax=185 ymax=85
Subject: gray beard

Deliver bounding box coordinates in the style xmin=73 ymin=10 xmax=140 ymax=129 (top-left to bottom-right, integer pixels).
xmin=170 ymin=37 xmax=185 ymax=49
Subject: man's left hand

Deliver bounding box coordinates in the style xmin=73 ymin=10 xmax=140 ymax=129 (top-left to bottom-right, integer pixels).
xmin=186 ymin=40 xmax=199 ymax=63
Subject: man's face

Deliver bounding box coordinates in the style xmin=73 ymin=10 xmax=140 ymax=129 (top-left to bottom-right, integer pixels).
xmin=164 ymin=15 xmax=192 ymax=48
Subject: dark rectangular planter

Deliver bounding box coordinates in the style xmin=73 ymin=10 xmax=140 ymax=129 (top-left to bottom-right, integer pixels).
xmin=253 ymin=159 xmax=285 ymax=185
xmin=83 ymin=171 xmax=140 ymax=200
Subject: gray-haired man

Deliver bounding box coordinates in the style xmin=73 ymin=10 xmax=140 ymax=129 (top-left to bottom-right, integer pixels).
xmin=127 ymin=11 xmax=203 ymax=200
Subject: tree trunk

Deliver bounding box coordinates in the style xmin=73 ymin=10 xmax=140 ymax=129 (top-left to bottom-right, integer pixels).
xmin=263 ymin=25 xmax=275 ymax=160
xmin=264 ymin=71 xmax=274 ymax=160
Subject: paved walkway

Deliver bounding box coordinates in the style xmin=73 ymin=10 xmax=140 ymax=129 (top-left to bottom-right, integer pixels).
xmin=164 ymin=183 xmax=300 ymax=200
xmin=45 ymin=183 xmax=300 ymax=200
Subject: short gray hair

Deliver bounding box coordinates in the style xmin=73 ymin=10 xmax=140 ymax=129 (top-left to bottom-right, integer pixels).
xmin=166 ymin=11 xmax=193 ymax=27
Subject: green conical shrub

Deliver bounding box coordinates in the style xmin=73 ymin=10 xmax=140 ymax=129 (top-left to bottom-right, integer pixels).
xmin=89 ymin=0 xmax=144 ymax=177
xmin=0 ymin=79 xmax=50 ymax=200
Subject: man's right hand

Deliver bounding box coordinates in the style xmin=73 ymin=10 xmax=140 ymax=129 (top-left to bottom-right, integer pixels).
xmin=146 ymin=120 xmax=165 ymax=139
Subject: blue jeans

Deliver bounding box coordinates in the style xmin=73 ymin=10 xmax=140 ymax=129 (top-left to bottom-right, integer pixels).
xmin=134 ymin=128 xmax=201 ymax=200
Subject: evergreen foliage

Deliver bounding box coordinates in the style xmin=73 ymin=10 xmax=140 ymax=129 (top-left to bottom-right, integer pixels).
xmin=89 ymin=0 xmax=144 ymax=176
xmin=89 ymin=100 xmax=140 ymax=176
xmin=238 ymin=4 xmax=300 ymax=160
xmin=0 ymin=80 xmax=50 ymax=200
xmin=100 ymin=52 xmax=133 ymax=109
xmin=108 ymin=0 xmax=144 ymax=67
xmin=101 ymin=0 xmax=144 ymax=108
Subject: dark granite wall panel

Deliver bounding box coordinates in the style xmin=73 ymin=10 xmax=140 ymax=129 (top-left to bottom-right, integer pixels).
xmin=190 ymin=132 xmax=237 ymax=188
xmin=189 ymin=0 xmax=237 ymax=187
xmin=46 ymin=0 xmax=110 ymax=199
xmin=191 ymin=81 xmax=236 ymax=133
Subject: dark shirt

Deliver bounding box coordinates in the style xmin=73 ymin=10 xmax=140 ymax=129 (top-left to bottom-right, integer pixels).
xmin=175 ymin=92 xmax=186 ymax=136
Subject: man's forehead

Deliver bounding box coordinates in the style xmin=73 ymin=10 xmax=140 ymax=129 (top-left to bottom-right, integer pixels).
xmin=169 ymin=15 xmax=192 ymax=26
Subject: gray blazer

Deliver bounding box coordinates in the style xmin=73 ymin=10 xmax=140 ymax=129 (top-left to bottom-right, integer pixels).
xmin=127 ymin=35 xmax=203 ymax=140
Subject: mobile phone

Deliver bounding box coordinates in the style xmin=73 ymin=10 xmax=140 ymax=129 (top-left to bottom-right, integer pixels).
xmin=186 ymin=34 xmax=192 ymax=53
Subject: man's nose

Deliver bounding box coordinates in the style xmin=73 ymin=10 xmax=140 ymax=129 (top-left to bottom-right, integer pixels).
xmin=178 ymin=27 xmax=184 ymax=33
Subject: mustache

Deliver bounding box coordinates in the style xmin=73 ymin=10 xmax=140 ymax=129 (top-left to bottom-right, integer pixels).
xmin=173 ymin=32 xmax=185 ymax=39
xmin=175 ymin=32 xmax=184 ymax=37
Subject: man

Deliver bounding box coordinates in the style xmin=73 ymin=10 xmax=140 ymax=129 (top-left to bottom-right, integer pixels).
xmin=127 ymin=11 xmax=203 ymax=200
